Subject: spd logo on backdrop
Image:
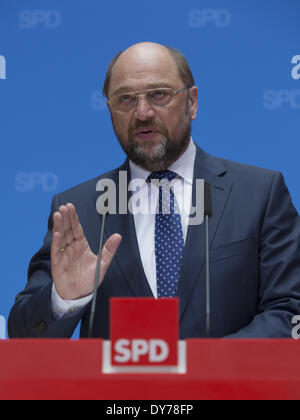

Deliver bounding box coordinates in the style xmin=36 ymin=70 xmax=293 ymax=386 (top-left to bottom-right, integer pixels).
xmin=188 ymin=8 xmax=231 ymax=28
xmin=263 ymin=90 xmax=300 ymax=110
xmin=18 ymin=10 xmax=62 ymax=29
xmin=15 ymin=172 xmax=59 ymax=193
xmin=263 ymin=57 xmax=300 ymax=109
xmin=0 ymin=55 xmax=6 ymax=80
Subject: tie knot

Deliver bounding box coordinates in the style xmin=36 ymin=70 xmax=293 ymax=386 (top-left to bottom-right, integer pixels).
xmin=147 ymin=170 xmax=178 ymax=183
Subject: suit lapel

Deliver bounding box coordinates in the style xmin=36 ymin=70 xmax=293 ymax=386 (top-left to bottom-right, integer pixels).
xmin=177 ymin=146 xmax=233 ymax=321
xmin=94 ymin=161 xmax=154 ymax=297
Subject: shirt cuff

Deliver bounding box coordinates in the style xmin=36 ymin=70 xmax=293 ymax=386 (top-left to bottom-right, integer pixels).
xmin=51 ymin=283 xmax=93 ymax=319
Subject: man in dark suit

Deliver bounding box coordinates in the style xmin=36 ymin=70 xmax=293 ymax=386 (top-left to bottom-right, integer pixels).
xmin=8 ymin=42 xmax=300 ymax=339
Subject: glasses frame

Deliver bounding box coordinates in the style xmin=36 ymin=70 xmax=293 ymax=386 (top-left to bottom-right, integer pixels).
xmin=107 ymin=86 xmax=192 ymax=113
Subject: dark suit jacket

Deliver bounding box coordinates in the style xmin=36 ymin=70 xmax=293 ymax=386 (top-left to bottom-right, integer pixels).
xmin=8 ymin=145 xmax=300 ymax=338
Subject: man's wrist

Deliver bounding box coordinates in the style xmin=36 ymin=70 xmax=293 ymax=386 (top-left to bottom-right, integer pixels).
xmin=51 ymin=283 xmax=93 ymax=319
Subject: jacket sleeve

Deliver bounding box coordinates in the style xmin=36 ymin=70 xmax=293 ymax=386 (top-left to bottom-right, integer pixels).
xmin=226 ymin=171 xmax=300 ymax=338
xmin=8 ymin=195 xmax=86 ymax=338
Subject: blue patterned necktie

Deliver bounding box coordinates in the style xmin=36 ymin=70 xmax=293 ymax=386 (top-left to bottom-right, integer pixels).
xmin=147 ymin=171 xmax=184 ymax=297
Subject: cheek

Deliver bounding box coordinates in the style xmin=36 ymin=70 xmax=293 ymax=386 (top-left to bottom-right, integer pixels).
xmin=163 ymin=106 xmax=188 ymax=133
xmin=112 ymin=114 xmax=130 ymax=136
xmin=158 ymin=107 xmax=181 ymax=130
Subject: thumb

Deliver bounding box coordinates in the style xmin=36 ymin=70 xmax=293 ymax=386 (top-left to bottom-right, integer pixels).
xmin=99 ymin=234 xmax=122 ymax=283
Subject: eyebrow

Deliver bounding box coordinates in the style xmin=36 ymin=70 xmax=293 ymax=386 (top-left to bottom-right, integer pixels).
xmin=111 ymin=83 xmax=174 ymax=97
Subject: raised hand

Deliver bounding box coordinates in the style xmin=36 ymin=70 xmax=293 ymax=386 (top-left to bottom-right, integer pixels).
xmin=51 ymin=203 xmax=121 ymax=300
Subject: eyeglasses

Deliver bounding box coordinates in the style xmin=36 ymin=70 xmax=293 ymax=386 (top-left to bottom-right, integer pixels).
xmin=107 ymin=86 xmax=191 ymax=113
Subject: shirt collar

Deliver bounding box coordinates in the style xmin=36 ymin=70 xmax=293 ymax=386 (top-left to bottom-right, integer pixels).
xmin=129 ymin=138 xmax=196 ymax=185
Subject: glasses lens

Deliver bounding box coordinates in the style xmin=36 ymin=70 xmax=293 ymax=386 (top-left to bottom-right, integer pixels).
xmin=111 ymin=93 xmax=136 ymax=112
xmin=147 ymin=89 xmax=174 ymax=106
xmin=109 ymin=88 xmax=176 ymax=112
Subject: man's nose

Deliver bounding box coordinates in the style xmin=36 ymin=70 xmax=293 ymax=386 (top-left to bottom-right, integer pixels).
xmin=134 ymin=95 xmax=155 ymax=121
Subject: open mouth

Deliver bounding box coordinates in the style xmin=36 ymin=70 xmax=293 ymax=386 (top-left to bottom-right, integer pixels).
xmin=140 ymin=129 xmax=153 ymax=134
xmin=136 ymin=128 xmax=160 ymax=139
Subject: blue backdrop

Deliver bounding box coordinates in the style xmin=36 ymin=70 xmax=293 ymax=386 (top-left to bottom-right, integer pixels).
xmin=1 ymin=0 xmax=299 ymax=339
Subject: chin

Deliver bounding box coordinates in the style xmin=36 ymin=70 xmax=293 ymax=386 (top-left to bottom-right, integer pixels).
xmin=117 ymin=124 xmax=191 ymax=171
xmin=132 ymin=141 xmax=167 ymax=162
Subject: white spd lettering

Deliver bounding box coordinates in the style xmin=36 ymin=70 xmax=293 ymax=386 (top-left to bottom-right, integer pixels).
xmin=18 ymin=10 xmax=61 ymax=29
xmin=114 ymin=339 xmax=169 ymax=363
xmin=15 ymin=172 xmax=59 ymax=192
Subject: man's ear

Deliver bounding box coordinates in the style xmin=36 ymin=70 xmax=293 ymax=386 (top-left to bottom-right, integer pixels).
xmin=189 ymin=85 xmax=198 ymax=121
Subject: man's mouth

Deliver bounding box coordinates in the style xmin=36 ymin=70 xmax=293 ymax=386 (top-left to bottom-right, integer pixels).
xmin=135 ymin=128 xmax=160 ymax=140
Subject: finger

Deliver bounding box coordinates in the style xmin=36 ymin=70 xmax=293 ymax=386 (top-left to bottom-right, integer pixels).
xmin=103 ymin=233 xmax=122 ymax=255
xmin=52 ymin=212 xmax=67 ymax=262
xmin=67 ymin=203 xmax=85 ymax=241
xmin=59 ymin=205 xmax=74 ymax=247
xmin=99 ymin=234 xmax=122 ymax=282
xmin=53 ymin=211 xmax=64 ymax=235
xmin=51 ymin=231 xmax=66 ymax=266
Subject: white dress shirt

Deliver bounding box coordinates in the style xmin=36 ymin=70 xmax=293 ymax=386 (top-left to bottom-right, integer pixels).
xmin=51 ymin=139 xmax=196 ymax=318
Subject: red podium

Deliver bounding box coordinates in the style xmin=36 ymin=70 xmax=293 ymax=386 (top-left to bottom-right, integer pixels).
xmin=1 ymin=339 xmax=300 ymax=400
xmin=1 ymin=299 xmax=300 ymax=400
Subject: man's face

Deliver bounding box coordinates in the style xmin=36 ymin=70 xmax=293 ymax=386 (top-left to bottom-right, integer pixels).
xmin=107 ymin=44 xmax=198 ymax=172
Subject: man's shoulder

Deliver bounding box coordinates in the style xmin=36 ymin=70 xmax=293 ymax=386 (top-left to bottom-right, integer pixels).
xmin=198 ymin=146 xmax=279 ymax=182
xmin=222 ymin=156 xmax=277 ymax=180
xmin=194 ymin=145 xmax=284 ymax=202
